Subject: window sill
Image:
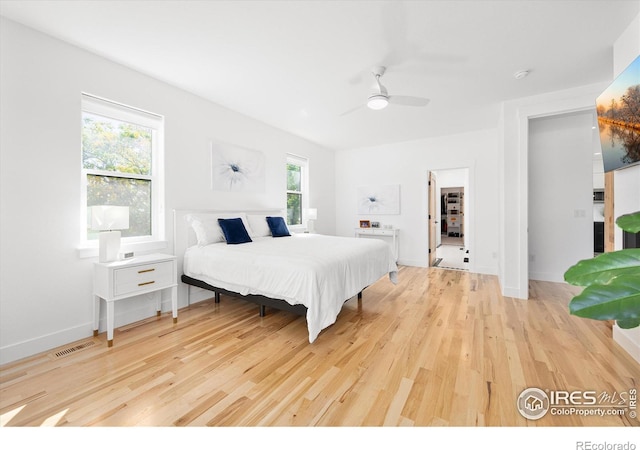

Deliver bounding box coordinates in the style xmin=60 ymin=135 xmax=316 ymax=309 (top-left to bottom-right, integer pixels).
xmin=77 ymin=240 xmax=169 ymax=259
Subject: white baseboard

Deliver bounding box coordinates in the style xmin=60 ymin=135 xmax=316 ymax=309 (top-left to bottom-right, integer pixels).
xmin=613 ymin=324 xmax=640 ymax=365
xmin=528 ymin=271 xmax=564 ymax=283
xmin=474 ymin=265 xmax=498 ymax=275
xmin=185 ymin=286 xmax=218 ymax=305
xmin=397 ymin=258 xmax=428 ymax=267
xmin=0 ymin=324 xmax=90 ymax=366
xmin=0 ymin=297 xmax=179 ymax=366
xmin=502 ymin=286 xmax=528 ymax=299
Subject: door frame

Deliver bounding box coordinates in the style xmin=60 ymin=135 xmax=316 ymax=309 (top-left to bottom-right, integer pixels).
xmin=425 ymin=163 xmax=475 ymax=272
xmin=428 ymin=171 xmax=437 ymax=267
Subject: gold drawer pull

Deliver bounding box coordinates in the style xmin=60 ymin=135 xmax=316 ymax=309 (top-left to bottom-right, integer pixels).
xmin=138 ymin=268 xmax=155 ymax=274
xmin=138 ymin=281 xmax=155 ymax=287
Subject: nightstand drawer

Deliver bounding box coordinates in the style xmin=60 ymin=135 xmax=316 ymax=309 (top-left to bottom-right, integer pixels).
xmin=114 ymin=260 xmax=173 ymax=296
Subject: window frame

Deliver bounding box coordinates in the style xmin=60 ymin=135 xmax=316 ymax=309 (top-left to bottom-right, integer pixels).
xmin=79 ymin=93 xmax=166 ymax=256
xmin=286 ymin=154 xmax=309 ymax=232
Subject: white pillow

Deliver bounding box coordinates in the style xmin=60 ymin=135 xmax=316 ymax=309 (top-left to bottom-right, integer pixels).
xmin=247 ymin=214 xmax=272 ymax=237
xmin=186 ymin=213 xmax=252 ymax=246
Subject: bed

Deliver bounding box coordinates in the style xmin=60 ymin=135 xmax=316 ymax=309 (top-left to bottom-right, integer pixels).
xmin=173 ymin=209 xmax=398 ymax=343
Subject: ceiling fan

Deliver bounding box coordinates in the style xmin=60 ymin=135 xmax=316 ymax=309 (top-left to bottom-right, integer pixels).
xmin=341 ymin=66 xmax=430 ymax=116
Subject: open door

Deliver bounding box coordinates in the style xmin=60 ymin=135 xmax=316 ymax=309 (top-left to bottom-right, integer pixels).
xmin=428 ymin=171 xmax=437 ymax=266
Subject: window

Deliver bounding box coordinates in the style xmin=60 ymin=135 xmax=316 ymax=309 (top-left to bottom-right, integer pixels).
xmin=81 ymin=94 xmax=165 ymax=248
xmin=286 ymin=154 xmax=308 ymax=228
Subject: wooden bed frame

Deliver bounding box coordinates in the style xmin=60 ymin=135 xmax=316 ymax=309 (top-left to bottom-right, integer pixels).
xmin=173 ymin=209 xmax=363 ymax=319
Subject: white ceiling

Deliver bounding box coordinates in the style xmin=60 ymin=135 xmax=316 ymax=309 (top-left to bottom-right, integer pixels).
xmin=1 ymin=0 xmax=638 ymax=150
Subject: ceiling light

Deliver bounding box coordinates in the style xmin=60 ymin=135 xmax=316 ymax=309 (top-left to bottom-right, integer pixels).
xmin=367 ymin=94 xmax=389 ymax=110
xmin=514 ymin=70 xmax=529 ymax=80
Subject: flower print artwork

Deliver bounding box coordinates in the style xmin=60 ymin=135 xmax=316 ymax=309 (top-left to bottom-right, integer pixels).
xmin=211 ymin=141 xmax=265 ymax=192
xmin=357 ymin=185 xmax=400 ymax=214
xmin=361 ymin=194 xmax=382 ymax=212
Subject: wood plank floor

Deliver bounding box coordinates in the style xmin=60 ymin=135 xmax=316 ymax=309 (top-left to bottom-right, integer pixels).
xmin=1 ymin=266 xmax=639 ymax=427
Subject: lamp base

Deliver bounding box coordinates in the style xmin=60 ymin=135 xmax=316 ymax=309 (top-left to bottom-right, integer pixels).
xmin=98 ymin=230 xmax=121 ymax=263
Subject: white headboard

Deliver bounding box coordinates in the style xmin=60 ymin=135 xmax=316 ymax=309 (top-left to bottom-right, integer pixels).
xmin=172 ymin=208 xmax=285 ymax=305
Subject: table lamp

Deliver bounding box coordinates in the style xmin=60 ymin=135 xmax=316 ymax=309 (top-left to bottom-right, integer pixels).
xmin=307 ymin=208 xmax=317 ymax=233
xmin=91 ymin=205 xmax=129 ymax=262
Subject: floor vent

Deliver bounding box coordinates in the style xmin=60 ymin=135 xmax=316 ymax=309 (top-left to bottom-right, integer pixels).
xmin=54 ymin=341 xmax=96 ymax=358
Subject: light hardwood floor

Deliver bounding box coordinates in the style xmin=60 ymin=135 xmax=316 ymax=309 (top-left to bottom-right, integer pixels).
xmin=1 ymin=266 xmax=638 ymax=427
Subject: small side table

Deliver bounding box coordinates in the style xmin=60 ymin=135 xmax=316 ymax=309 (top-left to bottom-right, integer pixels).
xmin=93 ymin=253 xmax=177 ymax=347
xmin=354 ymin=227 xmax=399 ymax=260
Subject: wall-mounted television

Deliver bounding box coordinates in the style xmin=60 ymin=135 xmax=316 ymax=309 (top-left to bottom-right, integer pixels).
xmin=595 ymin=54 xmax=640 ymax=172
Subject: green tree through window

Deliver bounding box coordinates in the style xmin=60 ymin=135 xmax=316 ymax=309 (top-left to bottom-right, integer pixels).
xmin=285 ymin=154 xmax=309 ymax=228
xmin=287 ymin=163 xmax=302 ymax=225
xmin=81 ymin=96 xmax=163 ymax=242
xmin=83 ymin=113 xmax=153 ymax=239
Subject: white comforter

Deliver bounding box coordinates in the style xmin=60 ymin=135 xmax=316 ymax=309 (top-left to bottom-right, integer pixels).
xmin=183 ymin=233 xmax=398 ymax=342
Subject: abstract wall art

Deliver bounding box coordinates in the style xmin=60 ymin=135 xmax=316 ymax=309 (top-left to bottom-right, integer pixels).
xmin=211 ymin=141 xmax=265 ymax=192
xmin=357 ymin=184 xmax=400 ymax=214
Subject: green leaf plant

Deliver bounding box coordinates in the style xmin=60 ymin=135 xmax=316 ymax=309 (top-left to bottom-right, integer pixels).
xmin=564 ymin=211 xmax=640 ymax=329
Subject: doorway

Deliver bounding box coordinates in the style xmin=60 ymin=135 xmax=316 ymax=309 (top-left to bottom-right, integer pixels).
xmin=528 ymin=111 xmax=594 ymax=282
xmin=428 ymin=168 xmax=470 ymax=271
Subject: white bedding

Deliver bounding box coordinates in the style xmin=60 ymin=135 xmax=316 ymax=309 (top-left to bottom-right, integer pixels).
xmin=183 ymin=233 xmax=398 ymax=342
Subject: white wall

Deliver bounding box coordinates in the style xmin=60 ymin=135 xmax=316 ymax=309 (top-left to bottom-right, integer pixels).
xmin=611 ymin=10 xmax=640 ymax=364
xmin=528 ymin=111 xmax=595 ymax=282
xmin=334 ymin=129 xmax=499 ymax=275
xmin=593 ymin=155 xmax=605 ymax=190
xmin=614 ymin=168 xmax=640 ymax=250
xmin=499 ymin=9 xmax=640 ymax=298
xmin=612 ymin=163 xmax=640 ymax=364
xmin=612 ymin=11 xmax=640 ymax=253
xmin=0 ymin=18 xmax=336 ymax=364
xmin=499 ymin=82 xmax=608 ymax=298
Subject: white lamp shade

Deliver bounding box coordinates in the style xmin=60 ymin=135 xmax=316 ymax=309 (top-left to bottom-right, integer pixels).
xmin=91 ymin=205 xmax=129 ymax=231
xmin=307 ymin=208 xmax=317 ymax=220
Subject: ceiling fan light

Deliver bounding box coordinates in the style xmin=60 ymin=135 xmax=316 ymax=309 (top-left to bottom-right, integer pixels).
xmin=367 ymin=95 xmax=389 ymax=110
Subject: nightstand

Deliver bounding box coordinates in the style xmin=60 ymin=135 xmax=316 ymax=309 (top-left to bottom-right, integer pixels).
xmin=93 ymin=253 xmax=178 ymax=347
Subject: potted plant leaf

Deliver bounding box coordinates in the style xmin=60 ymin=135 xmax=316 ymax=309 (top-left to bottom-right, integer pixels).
xmin=564 ymin=211 xmax=640 ymax=329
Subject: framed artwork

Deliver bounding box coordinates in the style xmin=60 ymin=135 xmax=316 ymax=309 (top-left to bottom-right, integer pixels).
xmin=596 ymin=54 xmax=640 ymax=172
xmin=359 ymin=220 xmax=371 ymax=228
xmin=211 ymin=141 xmax=265 ymax=192
xmin=357 ymin=184 xmax=400 ymax=214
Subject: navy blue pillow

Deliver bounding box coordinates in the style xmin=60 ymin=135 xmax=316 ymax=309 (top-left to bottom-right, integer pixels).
xmin=218 ymin=218 xmax=252 ymax=244
xmin=266 ymin=216 xmax=291 ymax=237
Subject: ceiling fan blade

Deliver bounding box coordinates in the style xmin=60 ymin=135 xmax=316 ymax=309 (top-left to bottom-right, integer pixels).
xmin=389 ymin=95 xmax=430 ymax=107
xmin=339 ymin=104 xmax=366 ymax=117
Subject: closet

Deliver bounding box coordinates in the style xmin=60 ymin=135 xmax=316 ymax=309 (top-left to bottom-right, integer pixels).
xmin=441 ymin=187 xmax=464 ymax=239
